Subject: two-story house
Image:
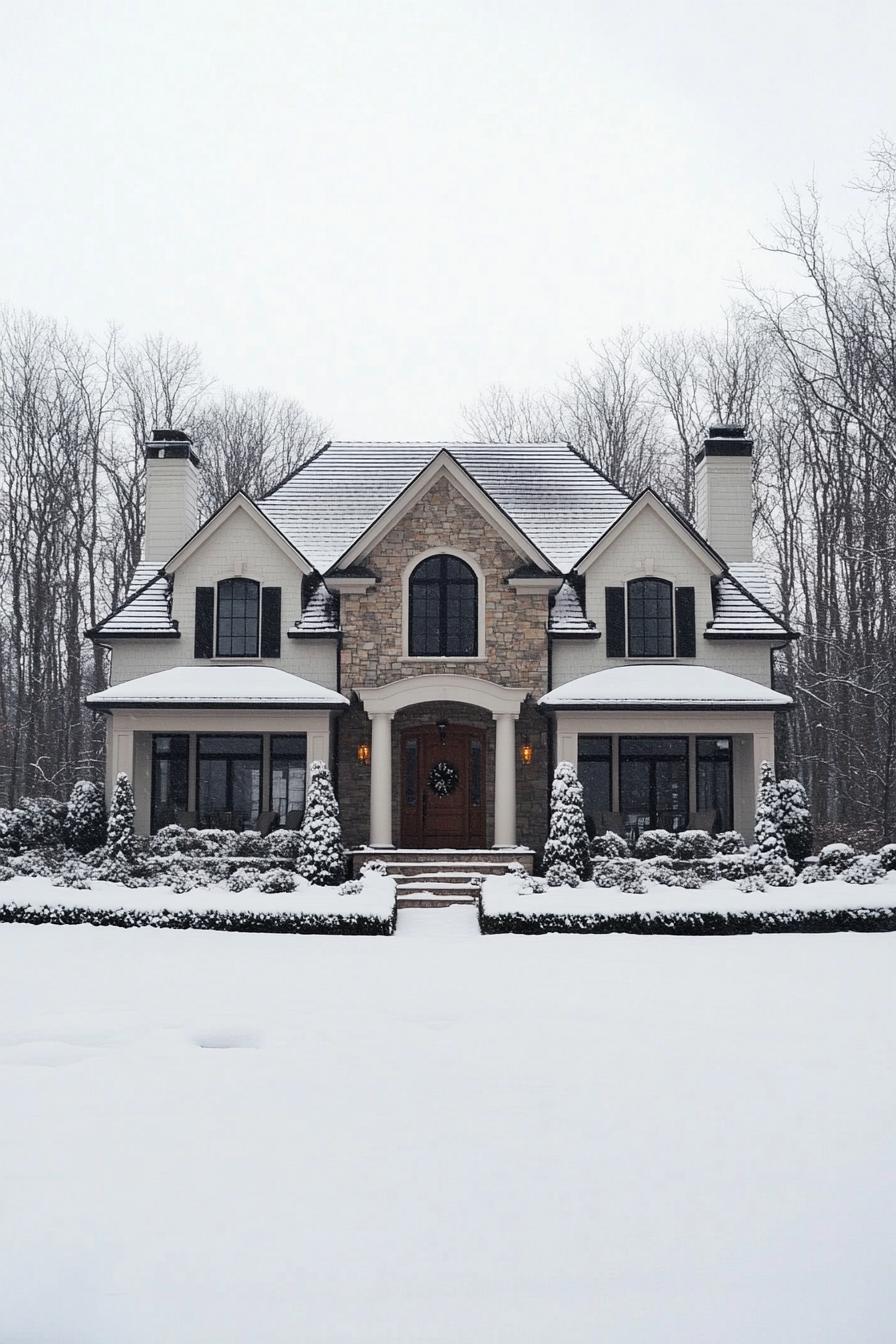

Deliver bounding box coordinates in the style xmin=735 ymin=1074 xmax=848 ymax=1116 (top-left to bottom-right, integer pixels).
xmin=86 ymin=428 xmax=794 ymax=854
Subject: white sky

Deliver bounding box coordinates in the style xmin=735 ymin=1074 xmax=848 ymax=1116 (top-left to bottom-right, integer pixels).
xmin=0 ymin=0 xmax=892 ymax=438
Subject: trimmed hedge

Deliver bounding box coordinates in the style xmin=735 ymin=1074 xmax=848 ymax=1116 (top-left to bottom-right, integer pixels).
xmin=0 ymin=898 xmax=396 ymax=936
xmin=478 ymin=902 xmax=896 ymax=936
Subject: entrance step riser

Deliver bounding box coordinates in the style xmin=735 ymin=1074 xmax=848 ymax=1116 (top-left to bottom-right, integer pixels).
xmin=351 ymin=849 xmax=534 ymax=878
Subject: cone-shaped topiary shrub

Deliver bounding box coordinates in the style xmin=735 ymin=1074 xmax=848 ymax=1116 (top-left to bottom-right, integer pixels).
xmin=542 ymin=762 xmax=592 ymax=882
xmin=106 ymin=772 xmax=137 ymax=869
xmin=754 ymin=762 xmax=796 ymax=885
xmin=63 ymin=780 xmax=107 ymax=854
xmin=777 ymin=777 xmax=813 ymax=864
xmin=297 ymin=761 xmax=346 ymax=886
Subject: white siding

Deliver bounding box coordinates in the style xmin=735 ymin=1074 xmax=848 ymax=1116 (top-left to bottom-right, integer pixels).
xmin=143 ymin=457 xmax=200 ymax=564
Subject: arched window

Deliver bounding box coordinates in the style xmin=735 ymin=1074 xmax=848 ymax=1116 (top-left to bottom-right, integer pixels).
xmin=216 ymin=578 xmax=260 ymax=657
xmin=627 ymin=578 xmax=673 ymax=657
xmin=409 ymin=554 xmax=478 ymax=657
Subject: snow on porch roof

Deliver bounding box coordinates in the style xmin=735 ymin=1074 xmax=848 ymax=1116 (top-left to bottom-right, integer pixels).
xmin=86 ymin=666 xmax=348 ymax=710
xmin=539 ymin=665 xmax=793 ymax=710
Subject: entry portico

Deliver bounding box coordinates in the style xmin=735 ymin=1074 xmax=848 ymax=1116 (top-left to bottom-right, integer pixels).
xmin=357 ymin=675 xmax=529 ymax=849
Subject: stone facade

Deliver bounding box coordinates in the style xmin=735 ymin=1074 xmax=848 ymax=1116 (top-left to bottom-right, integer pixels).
xmin=336 ymin=475 xmax=550 ymax=851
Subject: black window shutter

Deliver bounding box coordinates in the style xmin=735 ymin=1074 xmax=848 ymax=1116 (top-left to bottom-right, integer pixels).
xmin=675 ymin=586 xmax=696 ymax=657
xmin=260 ymin=586 xmax=282 ymax=658
xmin=194 ymin=587 xmax=214 ymax=658
xmin=605 ymin=587 xmax=625 ymax=657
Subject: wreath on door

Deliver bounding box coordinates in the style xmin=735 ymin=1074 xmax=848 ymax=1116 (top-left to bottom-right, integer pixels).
xmin=428 ymin=760 xmax=460 ymax=797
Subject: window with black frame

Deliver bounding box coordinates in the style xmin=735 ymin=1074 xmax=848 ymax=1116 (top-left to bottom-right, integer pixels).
xmin=577 ymin=735 xmax=612 ymax=830
xmin=619 ymin=736 xmax=688 ymax=837
xmin=408 ymin=554 xmax=478 ymax=657
xmin=216 ymin=578 xmax=260 ymax=657
xmin=696 ymin=737 xmax=733 ymax=831
xmin=151 ymin=734 xmax=189 ymax=832
xmin=270 ymin=734 xmax=307 ymax=822
xmin=627 ymin=578 xmax=673 ymax=657
xmin=197 ymin=735 xmax=262 ymax=828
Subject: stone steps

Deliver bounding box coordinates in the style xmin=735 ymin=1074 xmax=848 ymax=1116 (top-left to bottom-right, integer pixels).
xmin=350 ymin=848 xmax=534 ymax=908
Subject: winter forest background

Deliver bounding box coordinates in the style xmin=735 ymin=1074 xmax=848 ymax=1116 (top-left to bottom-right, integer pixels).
xmin=2 ymin=141 xmax=896 ymax=845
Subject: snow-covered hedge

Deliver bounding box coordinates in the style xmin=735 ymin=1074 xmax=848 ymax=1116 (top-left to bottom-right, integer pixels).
xmin=479 ymin=873 xmax=896 ymax=936
xmin=0 ymin=873 xmax=397 ymax=935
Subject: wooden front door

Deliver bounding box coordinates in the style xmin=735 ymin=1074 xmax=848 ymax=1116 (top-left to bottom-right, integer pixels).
xmin=400 ymin=725 xmax=486 ymax=848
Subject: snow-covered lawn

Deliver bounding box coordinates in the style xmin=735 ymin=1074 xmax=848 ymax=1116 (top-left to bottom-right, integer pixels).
xmin=2 ymin=908 xmax=894 ymax=1342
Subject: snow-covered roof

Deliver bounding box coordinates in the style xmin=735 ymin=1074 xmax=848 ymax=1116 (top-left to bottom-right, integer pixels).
xmin=90 ymin=563 xmax=177 ymax=638
xmin=540 ymin=665 xmax=793 ymax=709
xmin=291 ymin=580 xmax=340 ymax=636
xmin=548 ymin=580 xmax=596 ymax=636
xmin=708 ymin=564 xmax=793 ymax=639
xmin=258 ymin=442 xmax=631 ymax=573
xmin=86 ymin=666 xmax=348 ymax=709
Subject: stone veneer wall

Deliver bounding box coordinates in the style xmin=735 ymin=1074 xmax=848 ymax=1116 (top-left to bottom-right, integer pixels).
xmin=337 ymin=476 xmax=551 ymax=852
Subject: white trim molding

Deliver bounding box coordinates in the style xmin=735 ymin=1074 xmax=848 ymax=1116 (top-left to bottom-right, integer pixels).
xmin=401 ymin=547 xmax=486 ymax=660
xmin=358 ymin=673 xmax=529 ymax=718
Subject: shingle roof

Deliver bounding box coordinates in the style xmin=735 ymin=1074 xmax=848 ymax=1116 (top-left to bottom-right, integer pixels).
xmin=90 ymin=563 xmax=177 ymax=638
xmin=708 ymin=563 xmax=794 ymax=639
xmin=548 ymin=580 xmax=596 ymax=636
xmin=258 ymin=442 xmax=631 ymax=573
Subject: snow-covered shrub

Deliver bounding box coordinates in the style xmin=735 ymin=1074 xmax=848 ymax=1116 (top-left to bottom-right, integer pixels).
xmin=593 ymin=857 xmax=640 ymax=889
xmin=265 ymin=829 xmax=303 ymax=863
xmin=16 ymin=797 xmax=67 ymax=849
xmin=670 ymin=867 xmax=703 ymax=890
xmin=715 ymin=852 xmax=753 ymax=882
xmin=542 ymin=763 xmax=592 ymax=881
xmin=737 ymin=873 xmax=767 ymax=894
xmin=818 ymin=842 xmax=856 ymax=873
xmin=715 ymin=830 xmax=747 ymax=854
xmin=798 ymin=862 xmax=827 ymax=884
xmin=359 ymin=858 xmax=388 ymax=877
xmin=0 ymin=863 xmax=13 ymax=883
xmin=754 ymin=763 xmax=794 ymax=884
xmin=233 ymin=829 xmax=266 ymax=858
xmin=675 ymin=829 xmax=716 ymax=860
xmin=227 ymin=867 xmax=259 ymax=894
xmin=255 ymin=867 xmax=299 ymax=894
xmin=52 ymin=857 xmax=93 ymax=889
xmin=591 ymin=830 xmax=630 ymax=860
xmin=10 ymin=847 xmax=62 ymax=878
xmin=617 ymin=864 xmax=648 ymax=895
xmin=106 ymin=773 xmax=137 ymax=869
xmin=777 ymin=778 xmax=813 ymax=864
xmin=842 ymin=855 xmax=884 ymax=885
xmin=504 ymin=860 xmax=528 ymax=878
xmin=339 ymin=879 xmax=363 ymax=897
xmin=166 ymin=864 xmax=216 ymax=893
xmin=151 ymin=824 xmax=188 ymax=856
xmin=297 ymin=762 xmax=346 ymax=886
xmin=0 ymin=807 xmax=22 ymax=853
xmin=877 ymin=843 xmax=896 ymax=872
xmin=634 ymin=829 xmax=678 ymax=859
xmin=545 ymin=860 xmax=580 ymax=888
xmin=63 ymin=780 xmax=106 ymax=854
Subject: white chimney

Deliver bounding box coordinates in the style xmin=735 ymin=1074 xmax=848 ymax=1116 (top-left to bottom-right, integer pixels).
xmin=143 ymin=429 xmax=200 ymax=564
xmin=694 ymin=424 xmax=753 ymax=563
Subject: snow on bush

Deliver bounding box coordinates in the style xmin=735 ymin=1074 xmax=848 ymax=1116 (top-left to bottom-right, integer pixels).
xmin=106 ymin=773 xmax=137 ymax=869
xmin=818 ymin=842 xmax=856 ymax=873
xmin=715 ymin=830 xmax=747 ymax=854
xmin=842 ymin=854 xmax=884 ymax=885
xmin=16 ymin=797 xmax=66 ymax=849
xmin=255 ymin=867 xmax=300 ymax=895
xmin=878 ymin=843 xmax=896 ymax=872
xmin=62 ymin=780 xmax=106 ymax=854
xmin=542 ymin=763 xmax=592 ymax=882
xmin=233 ymin=829 xmax=266 ymax=858
xmin=297 ymin=762 xmax=346 ymax=886
xmin=754 ymin=762 xmax=796 ymax=885
xmin=675 ymin=829 xmax=716 ymax=860
xmin=265 ymin=829 xmax=303 ymax=862
xmin=737 ymin=874 xmax=767 ymax=893
xmin=359 ymin=859 xmax=388 ymax=877
xmin=634 ymin=829 xmax=678 ymax=859
xmin=778 ymin=777 xmax=813 ymax=864
xmin=591 ymin=830 xmax=630 ymax=859
xmin=545 ymin=861 xmax=580 ymax=888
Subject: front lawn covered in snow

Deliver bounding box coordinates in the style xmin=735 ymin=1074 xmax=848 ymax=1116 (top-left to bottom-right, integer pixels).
xmin=480 ymin=873 xmax=896 ymax=934
xmin=1 ymin=908 xmax=894 ymax=1342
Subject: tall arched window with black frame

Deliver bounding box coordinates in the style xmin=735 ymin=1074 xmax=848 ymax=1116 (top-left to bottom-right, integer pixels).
xmin=627 ymin=577 xmax=673 ymax=657
xmin=408 ymin=554 xmax=478 ymax=657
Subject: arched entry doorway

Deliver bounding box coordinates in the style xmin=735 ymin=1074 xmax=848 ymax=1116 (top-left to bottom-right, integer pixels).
xmin=400 ymin=721 xmax=486 ymax=848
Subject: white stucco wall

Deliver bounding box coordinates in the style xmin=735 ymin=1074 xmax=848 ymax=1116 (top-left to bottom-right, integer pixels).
xmin=143 ymin=457 xmax=200 ymax=564
xmin=695 ymin=454 xmax=753 ymax=563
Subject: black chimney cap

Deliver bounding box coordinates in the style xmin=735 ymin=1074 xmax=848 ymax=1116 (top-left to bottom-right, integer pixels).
xmin=146 ymin=428 xmax=199 ymax=464
xmin=695 ymin=424 xmax=753 ymax=462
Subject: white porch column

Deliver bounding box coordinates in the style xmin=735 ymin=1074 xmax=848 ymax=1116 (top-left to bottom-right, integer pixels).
xmin=369 ymin=712 xmax=394 ymax=848
xmin=493 ymin=712 xmax=517 ymax=848
xmin=111 ymin=723 xmax=134 ymax=790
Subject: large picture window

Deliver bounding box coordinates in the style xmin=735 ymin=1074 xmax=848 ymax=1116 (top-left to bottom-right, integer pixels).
xmin=270 ymin=734 xmax=307 ymax=822
xmin=216 ymin=578 xmax=260 ymax=657
xmin=198 ymin=734 xmax=262 ymax=827
xmin=619 ymin=736 xmax=688 ymax=836
xmin=151 ymin=734 xmax=189 ymax=832
xmin=578 ymin=735 xmax=612 ymax=829
xmin=697 ymin=737 xmax=733 ymax=831
xmin=408 ymin=554 xmax=478 ymax=657
xmin=627 ymin=578 xmax=673 ymax=657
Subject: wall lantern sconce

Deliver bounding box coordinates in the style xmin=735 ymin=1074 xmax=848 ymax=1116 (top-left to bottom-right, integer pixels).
xmin=520 ymin=741 xmax=534 ymax=766
xmin=356 ymin=741 xmax=371 ymax=766
xmin=436 ymin=719 xmax=448 ymax=745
